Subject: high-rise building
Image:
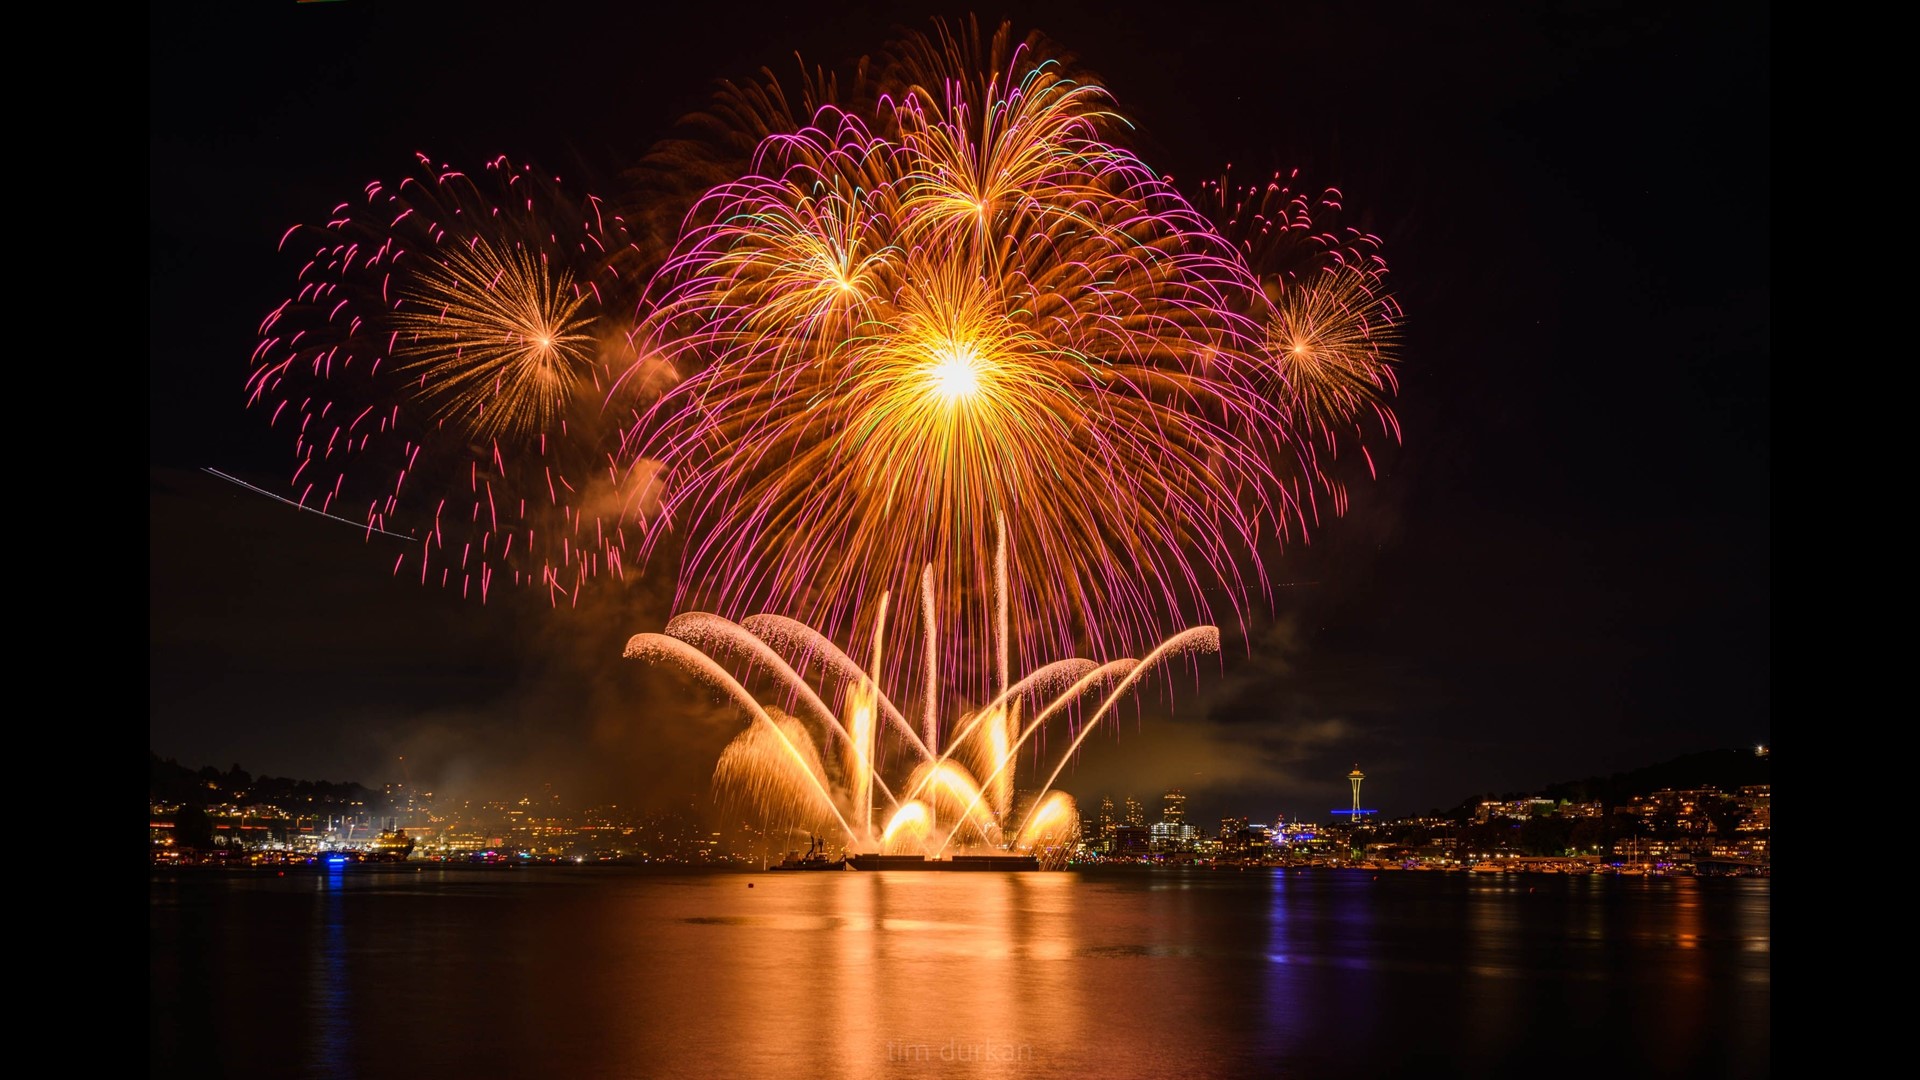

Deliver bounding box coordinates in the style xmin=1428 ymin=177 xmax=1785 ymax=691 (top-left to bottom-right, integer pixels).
xmin=1123 ymin=796 xmax=1145 ymax=828
xmin=1097 ymin=796 xmax=1117 ymax=840
xmin=1149 ymin=821 xmax=1200 ymax=852
xmin=1220 ymin=816 xmax=1249 ymax=851
xmin=1161 ymin=789 xmax=1186 ymax=826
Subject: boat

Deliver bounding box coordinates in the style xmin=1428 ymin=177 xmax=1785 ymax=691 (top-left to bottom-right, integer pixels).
xmin=946 ymin=854 xmax=1040 ymax=871
xmin=769 ymin=836 xmax=846 ymax=871
xmin=369 ymin=826 xmax=416 ymax=861
xmin=848 ymin=852 xmax=1039 ymax=872
xmin=847 ymin=853 xmax=930 ymax=870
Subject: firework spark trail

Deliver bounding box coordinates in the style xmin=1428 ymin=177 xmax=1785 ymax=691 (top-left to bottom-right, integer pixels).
xmin=880 ymin=800 xmax=932 ymax=854
xmin=662 ymin=612 xmax=900 ymax=810
xmin=859 ymin=589 xmax=891 ymax=825
xmin=848 ymin=686 xmax=878 ymax=840
xmin=908 ymin=759 xmax=1002 ymax=847
xmin=921 ymin=564 xmax=938 ymax=750
xmin=995 ymin=516 xmax=1009 ymax=700
xmin=933 ymin=658 xmax=1137 ymax=843
xmin=1013 ymin=792 xmax=1080 ymax=869
xmin=1001 ymin=625 xmax=1222 ymax=851
xmin=714 ymin=709 xmax=837 ymax=835
xmin=623 ymin=632 xmax=856 ymax=842
xmin=980 ymin=699 xmax=1016 ymax=821
xmin=904 ymin=657 xmax=1097 ymax=803
xmin=741 ymin=614 xmax=934 ymax=760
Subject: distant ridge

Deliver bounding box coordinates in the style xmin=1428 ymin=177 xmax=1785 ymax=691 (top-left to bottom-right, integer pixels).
xmin=1447 ymin=748 xmax=1770 ymax=817
xmin=149 ymin=752 xmax=375 ymax=810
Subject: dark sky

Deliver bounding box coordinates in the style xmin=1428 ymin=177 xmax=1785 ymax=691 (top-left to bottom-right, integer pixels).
xmin=149 ymin=1 xmax=1769 ymax=823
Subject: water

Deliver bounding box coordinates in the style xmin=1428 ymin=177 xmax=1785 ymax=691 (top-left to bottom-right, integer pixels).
xmin=150 ymin=867 xmax=1769 ymax=1078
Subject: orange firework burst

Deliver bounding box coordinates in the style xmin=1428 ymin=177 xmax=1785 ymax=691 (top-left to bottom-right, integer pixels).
xmin=620 ymin=21 xmax=1309 ymax=699
xmin=1267 ymin=265 xmax=1402 ymax=436
xmin=247 ymin=154 xmax=649 ymax=602
xmin=1199 ymin=168 xmax=1403 ymax=493
xmin=389 ymin=237 xmax=597 ymax=441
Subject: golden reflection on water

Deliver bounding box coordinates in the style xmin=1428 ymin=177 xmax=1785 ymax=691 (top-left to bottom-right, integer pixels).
xmin=150 ymin=868 xmax=1770 ymax=1079
xmin=680 ymin=873 xmax=1089 ymax=1079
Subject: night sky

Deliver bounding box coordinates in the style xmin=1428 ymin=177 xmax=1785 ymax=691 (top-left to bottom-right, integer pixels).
xmin=149 ymin=1 xmax=1769 ymax=823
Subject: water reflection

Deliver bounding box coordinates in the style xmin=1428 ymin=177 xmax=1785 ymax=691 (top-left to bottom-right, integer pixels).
xmin=306 ymin=864 xmax=352 ymax=1078
xmin=150 ymin=868 xmax=1770 ymax=1079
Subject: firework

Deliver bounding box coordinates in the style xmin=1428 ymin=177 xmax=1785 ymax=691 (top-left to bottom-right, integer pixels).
xmin=1198 ymin=168 xmax=1403 ymax=496
xmin=712 ymin=706 xmax=840 ymax=838
xmin=1267 ymin=265 xmax=1402 ymax=436
xmin=623 ymin=523 xmax=1219 ymax=866
xmin=620 ymin=60 xmax=863 ymax=268
xmin=247 ymin=154 xmax=649 ymax=602
xmin=387 ymin=237 xmax=596 ymax=442
xmin=241 ymin=19 xmax=1404 ymax=647
xmin=620 ymin=21 xmax=1310 ymax=701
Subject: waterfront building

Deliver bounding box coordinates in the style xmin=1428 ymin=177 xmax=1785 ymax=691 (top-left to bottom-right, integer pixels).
xmin=1474 ymin=798 xmax=1556 ymax=824
xmin=1149 ymin=821 xmax=1200 ymax=852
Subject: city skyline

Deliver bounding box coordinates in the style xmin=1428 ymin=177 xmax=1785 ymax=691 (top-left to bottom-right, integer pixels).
xmin=151 ymin=744 xmax=1771 ymax=875
xmin=151 ymin=742 xmax=1770 ymax=848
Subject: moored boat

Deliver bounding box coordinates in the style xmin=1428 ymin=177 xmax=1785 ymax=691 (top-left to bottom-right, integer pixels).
xmin=769 ymin=836 xmax=846 ymax=871
xmin=847 ymin=852 xmax=1039 ymax=872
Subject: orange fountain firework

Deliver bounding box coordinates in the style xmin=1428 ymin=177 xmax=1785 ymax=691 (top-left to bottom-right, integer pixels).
xmin=625 ymin=518 xmax=1219 ymax=869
